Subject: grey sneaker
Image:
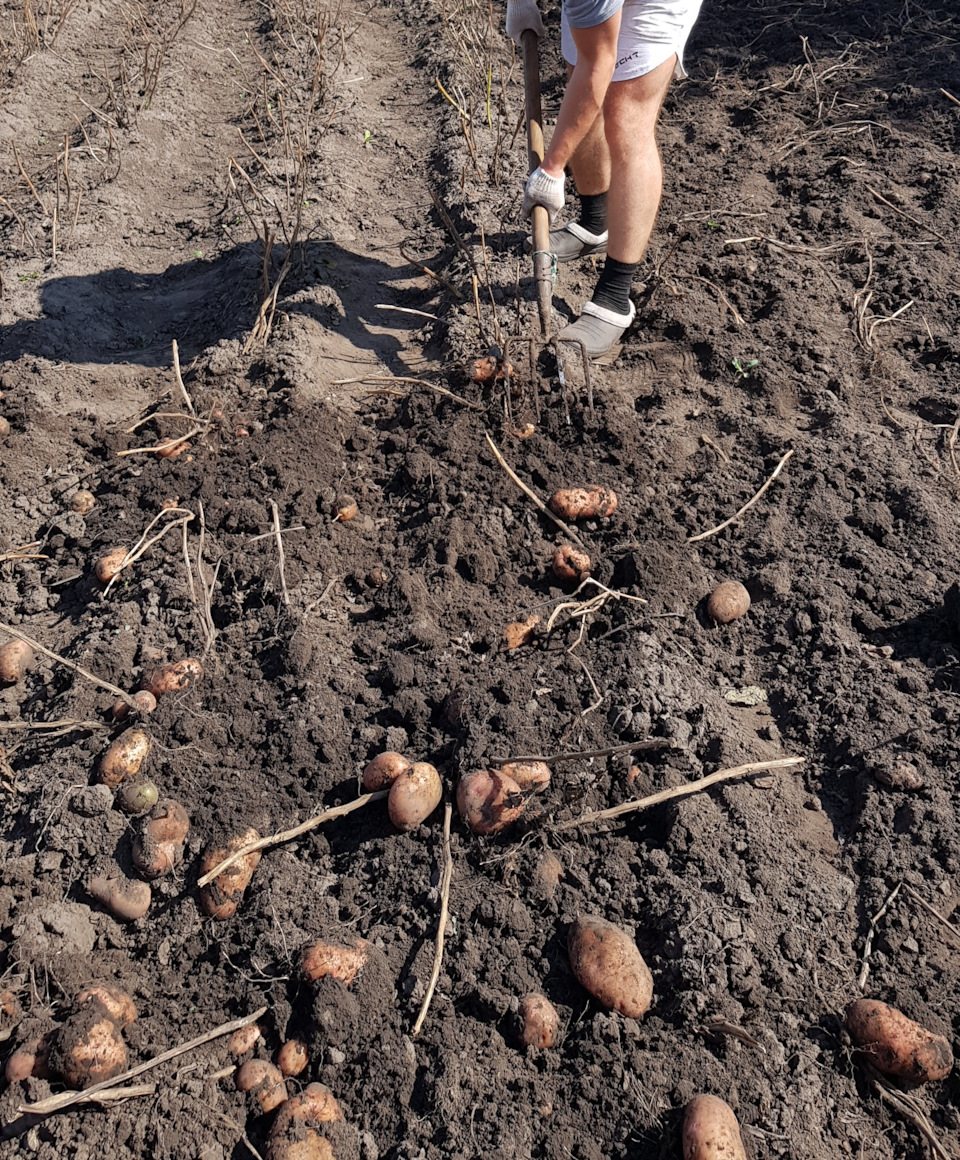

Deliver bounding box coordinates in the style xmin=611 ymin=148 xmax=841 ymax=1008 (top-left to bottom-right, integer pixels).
xmin=524 ymin=222 xmax=608 ymax=263
xmin=557 ymin=300 xmax=636 ymax=360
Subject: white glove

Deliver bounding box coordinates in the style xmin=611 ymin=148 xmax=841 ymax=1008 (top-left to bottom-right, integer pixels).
xmin=506 ymin=0 xmax=546 ymax=45
xmin=522 ymin=166 xmax=565 ymax=222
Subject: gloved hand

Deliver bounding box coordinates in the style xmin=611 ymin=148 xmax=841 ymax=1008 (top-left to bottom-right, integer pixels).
xmin=522 ymin=166 xmax=565 ymax=222
xmin=506 ymin=0 xmax=546 ymax=45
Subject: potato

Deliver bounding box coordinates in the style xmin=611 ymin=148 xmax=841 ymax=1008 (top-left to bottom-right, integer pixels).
xmin=70 ymin=489 xmax=95 ymax=514
xmin=154 ymin=437 xmax=191 ymax=458
xmin=457 ymin=769 xmax=525 ymax=835
xmin=0 ymin=416 xmax=9 ymax=438
xmin=518 ymin=993 xmax=559 ymax=1049
xmin=529 ymin=851 xmax=564 ymax=901
xmin=5 ymin=1032 xmax=54 ymax=1083
xmin=472 ymin=356 xmax=513 ymax=383
xmin=95 ymin=547 xmax=128 ymax=585
xmin=228 ymin=1023 xmax=262 ymax=1058
xmin=567 ymin=915 xmax=653 ymax=1019
xmin=142 ymin=657 xmax=203 ymax=699
xmin=500 ymin=761 xmax=551 ymax=793
xmin=682 ymin=1094 xmax=747 ymax=1160
xmin=77 ymin=985 xmax=137 ymax=1028
xmin=334 ymin=495 xmax=358 ymax=522
xmin=706 ymin=581 xmax=750 ymax=624
xmin=0 ymin=988 xmax=18 ymax=1024
xmin=236 ymin=1059 xmax=288 ymax=1112
xmin=268 ymin=1083 xmax=344 ymax=1160
xmin=116 ymin=779 xmax=160 ymax=815
xmin=111 ymin=690 xmax=157 ymax=722
xmin=131 ymin=798 xmax=190 ymax=879
xmin=362 ymin=751 xmax=411 ymax=792
xmin=98 ymin=727 xmax=152 ymax=788
xmin=87 ymin=871 xmax=152 ymax=921
xmin=0 ymin=639 xmax=34 ymax=684
xmin=199 ymin=828 xmax=262 ymax=919
xmin=845 ymin=999 xmax=952 ymax=1083
xmin=277 ymin=1039 xmax=308 ymax=1077
xmin=52 ymin=1010 xmax=128 ymax=1089
xmin=388 ymin=761 xmax=442 ymax=831
xmin=301 ymin=937 xmax=369 ymax=986
xmin=552 ymin=544 xmax=591 ymax=583
xmin=549 ymin=487 xmax=618 ymax=520
xmin=503 ymin=615 xmax=539 ymax=650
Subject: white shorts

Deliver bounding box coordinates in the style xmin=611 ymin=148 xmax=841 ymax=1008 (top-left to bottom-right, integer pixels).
xmin=561 ymin=0 xmax=703 ymax=82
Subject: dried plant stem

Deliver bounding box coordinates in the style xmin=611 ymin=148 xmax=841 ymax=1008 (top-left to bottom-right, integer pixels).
xmin=865 ymin=184 xmax=948 ymax=244
xmin=171 ymin=339 xmax=195 ymax=416
xmin=488 ymin=739 xmax=674 ymax=765
xmin=269 ymin=500 xmax=290 ymax=606
xmin=858 ymin=882 xmax=901 ymax=990
xmin=64 ymin=1083 xmax=157 ymax=1107
xmin=902 ymin=884 xmax=960 ymax=948
xmin=687 ymin=449 xmax=794 ymax=543
xmin=19 ymin=1008 xmax=267 ymax=1115
xmin=412 ymin=803 xmax=453 ymax=1036
xmin=0 ymin=625 xmax=138 ymax=709
xmin=553 ymin=756 xmax=805 ymax=832
xmin=484 ymin=433 xmax=586 ymax=548
xmin=117 ymin=424 xmax=204 ymax=456
xmin=103 ymin=508 xmax=196 ymax=596
xmin=197 ymin=792 xmax=388 ymax=887
xmin=332 ymin=375 xmax=483 ymax=412
xmin=866 ymin=1064 xmax=951 ymax=1160
xmin=0 ymin=719 xmax=106 ymax=733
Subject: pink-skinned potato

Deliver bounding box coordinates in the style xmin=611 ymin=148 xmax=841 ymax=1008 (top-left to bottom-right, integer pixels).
xmin=567 ymin=915 xmax=653 ymax=1019
xmin=0 ymin=639 xmax=34 ymax=684
xmin=362 ymin=751 xmax=410 ymax=792
xmin=682 ymin=1094 xmax=747 ymax=1160
xmin=268 ymin=1083 xmax=344 ymax=1160
xmin=388 ymin=762 xmax=442 ymax=830
xmin=457 ymin=769 xmax=525 ymax=834
xmin=845 ymin=999 xmax=952 ymax=1083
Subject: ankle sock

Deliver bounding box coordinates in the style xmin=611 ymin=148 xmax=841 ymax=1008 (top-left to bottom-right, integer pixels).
xmin=591 ymin=256 xmax=639 ymax=316
xmin=576 ymin=191 xmax=608 ymax=237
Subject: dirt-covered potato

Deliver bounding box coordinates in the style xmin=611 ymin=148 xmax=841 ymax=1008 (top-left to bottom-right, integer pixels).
xmin=98 ymin=728 xmax=152 ymax=788
xmin=111 ymin=690 xmax=157 ymax=722
xmin=361 ymin=751 xmax=410 ymax=792
xmin=529 ymin=851 xmax=564 ymax=901
xmin=228 ymin=1023 xmax=262 ymax=1058
xmin=706 ymin=581 xmax=751 ymax=624
xmin=682 ymin=1094 xmax=747 ymax=1160
xmin=518 ymin=993 xmax=559 ymax=1049
xmin=388 ymin=761 xmax=442 ymax=831
xmin=334 ymin=495 xmax=358 ymax=521
xmin=502 ymin=616 xmax=539 ymax=650
xmin=142 ymin=657 xmax=203 ymax=699
xmin=51 ymin=1009 xmax=128 ymax=1089
xmin=116 ymin=779 xmax=160 ymax=815
xmin=0 ymin=416 xmax=9 ymax=439
xmin=199 ymin=828 xmax=262 ymax=919
xmin=552 ymin=543 xmax=591 ymax=583
xmin=567 ymin=915 xmax=653 ymax=1019
xmin=77 ymin=984 xmax=137 ymax=1028
xmin=87 ymin=871 xmax=152 ymax=921
xmin=94 ymin=547 xmax=128 ymax=585
xmin=131 ymin=798 xmax=190 ymax=879
xmin=70 ymin=488 xmax=95 ymax=514
xmin=549 ymin=487 xmax=618 ymax=520
xmin=5 ymin=1031 xmax=54 ymax=1083
xmin=277 ymin=1039 xmax=309 ymax=1077
xmin=236 ymin=1059 xmax=288 ymax=1112
xmin=845 ymin=999 xmax=952 ymax=1083
xmin=457 ymin=769 xmax=525 ymax=834
xmin=302 ymin=937 xmax=369 ymax=986
xmin=268 ymin=1083 xmax=344 ymax=1160
xmin=0 ymin=639 xmax=34 ymax=684
xmin=499 ymin=761 xmax=551 ymax=793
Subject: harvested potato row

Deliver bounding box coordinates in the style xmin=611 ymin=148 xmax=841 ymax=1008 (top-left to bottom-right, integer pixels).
xmin=199 ymin=828 xmax=262 ymax=919
xmin=567 ymin=915 xmax=653 ymax=1019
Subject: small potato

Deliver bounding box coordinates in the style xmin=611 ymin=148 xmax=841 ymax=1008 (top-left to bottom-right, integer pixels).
xmin=70 ymin=489 xmax=95 ymax=514
xmin=365 ymin=567 xmax=387 ymax=588
xmin=457 ymin=769 xmax=525 ymax=835
xmin=503 ymin=615 xmax=539 ymax=650
xmin=111 ymin=690 xmax=158 ymax=722
xmin=142 ymin=657 xmax=203 ymax=699
xmin=0 ymin=639 xmax=34 ymax=684
xmin=77 ymin=985 xmax=137 ymax=1028
xmin=301 ymin=937 xmax=369 ymax=986
xmin=567 ymin=915 xmax=653 ymax=1019
xmin=116 ymin=779 xmax=160 ymax=815
xmin=529 ymin=851 xmax=564 ymax=901
xmin=154 ymin=437 xmax=191 ymax=458
xmin=268 ymin=1083 xmax=344 ymax=1160
xmin=228 ymin=1024 xmax=262 ymax=1058
xmin=333 ymin=495 xmax=358 ymax=522
xmin=53 ymin=1011 xmax=128 ymax=1089
xmin=87 ymin=872 xmax=152 ymax=921
xmin=500 ymin=761 xmax=551 ymax=793
xmin=131 ymin=798 xmax=190 ymax=879
xmin=0 ymin=416 xmax=9 ymax=438
xmin=552 ymin=544 xmax=591 ymax=583
xmin=362 ymin=751 xmax=411 ymax=792
xmin=98 ymin=727 xmax=152 ymax=788
xmin=518 ymin=993 xmax=559 ymax=1049
xmin=199 ymin=828 xmax=262 ymax=920
xmin=277 ymin=1039 xmax=309 ymax=1077
xmin=5 ymin=1032 xmax=54 ymax=1083
xmin=472 ymin=356 xmax=514 ymax=383
xmin=845 ymin=999 xmax=952 ymax=1083
xmin=236 ymin=1059 xmax=288 ymax=1112
xmin=388 ymin=761 xmax=442 ymax=831
xmin=95 ymin=547 xmax=128 ymax=585
xmin=0 ymin=989 xmax=18 ymax=1024
xmin=706 ymin=581 xmax=750 ymax=625
xmin=549 ymin=487 xmax=618 ymax=521
xmin=682 ymin=1094 xmax=747 ymax=1160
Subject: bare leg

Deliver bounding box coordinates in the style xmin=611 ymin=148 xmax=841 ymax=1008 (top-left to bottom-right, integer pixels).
xmin=564 ymin=65 xmax=610 ymax=198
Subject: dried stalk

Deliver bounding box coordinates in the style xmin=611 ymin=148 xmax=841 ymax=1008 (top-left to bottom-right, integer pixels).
xmin=0 ymin=625 xmax=137 ymax=708
xmin=687 ymin=450 xmax=794 ymax=543
xmin=484 ymin=434 xmax=586 ymax=548
xmin=412 ymin=802 xmax=453 ymax=1036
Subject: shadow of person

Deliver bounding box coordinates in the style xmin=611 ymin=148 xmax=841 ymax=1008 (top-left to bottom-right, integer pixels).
xmin=0 ymin=239 xmax=442 ymax=372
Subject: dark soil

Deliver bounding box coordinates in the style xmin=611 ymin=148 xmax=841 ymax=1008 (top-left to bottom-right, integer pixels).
xmin=1 ymin=0 xmax=959 ymax=1157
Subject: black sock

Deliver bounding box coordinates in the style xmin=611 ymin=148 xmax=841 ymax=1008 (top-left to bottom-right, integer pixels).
xmin=577 ymin=191 xmax=608 ymax=236
xmin=591 ymin=257 xmax=639 ymax=316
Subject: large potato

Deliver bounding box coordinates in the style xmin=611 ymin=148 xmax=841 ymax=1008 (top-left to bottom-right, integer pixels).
xmin=268 ymin=1083 xmax=344 ymax=1160
xmin=845 ymin=999 xmax=952 ymax=1083
xmin=388 ymin=761 xmax=442 ymax=831
xmin=682 ymin=1094 xmax=747 ymax=1160
xmin=567 ymin=915 xmax=653 ymax=1019
xmin=52 ymin=1010 xmax=128 ymax=1089
xmin=198 ymin=828 xmax=262 ymax=919
xmin=457 ymin=769 xmax=525 ymax=834
xmin=549 ymin=487 xmax=618 ymax=520
xmin=98 ymin=728 xmax=152 ymax=788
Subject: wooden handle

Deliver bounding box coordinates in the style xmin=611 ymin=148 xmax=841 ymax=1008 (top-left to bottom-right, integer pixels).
xmin=520 ymin=28 xmax=552 ymax=335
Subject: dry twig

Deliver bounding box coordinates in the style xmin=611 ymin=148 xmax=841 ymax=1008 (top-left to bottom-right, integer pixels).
xmin=865 ymin=1063 xmax=951 ymax=1160
xmin=484 ymin=434 xmax=586 ymax=548
xmin=333 ymin=375 xmax=483 ymax=411
xmin=544 ymin=578 xmax=647 ymax=652
xmin=865 ymin=184 xmax=948 ymax=245
xmin=687 ymin=449 xmax=794 ymax=543
xmin=488 ymin=739 xmax=674 ymax=765
xmin=412 ymin=803 xmax=453 ymax=1036
xmin=552 ymin=756 xmax=804 ymax=832
xmin=19 ymin=1008 xmax=267 ymax=1115
xmin=197 ymin=792 xmax=388 ymax=886
xmin=902 ymin=884 xmax=960 ymax=949
xmin=269 ymin=500 xmax=290 ymax=606
xmin=0 ymin=625 xmax=137 ymax=709
xmin=857 ymin=882 xmax=901 ymax=990
xmin=103 ymin=508 xmax=196 ymax=596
